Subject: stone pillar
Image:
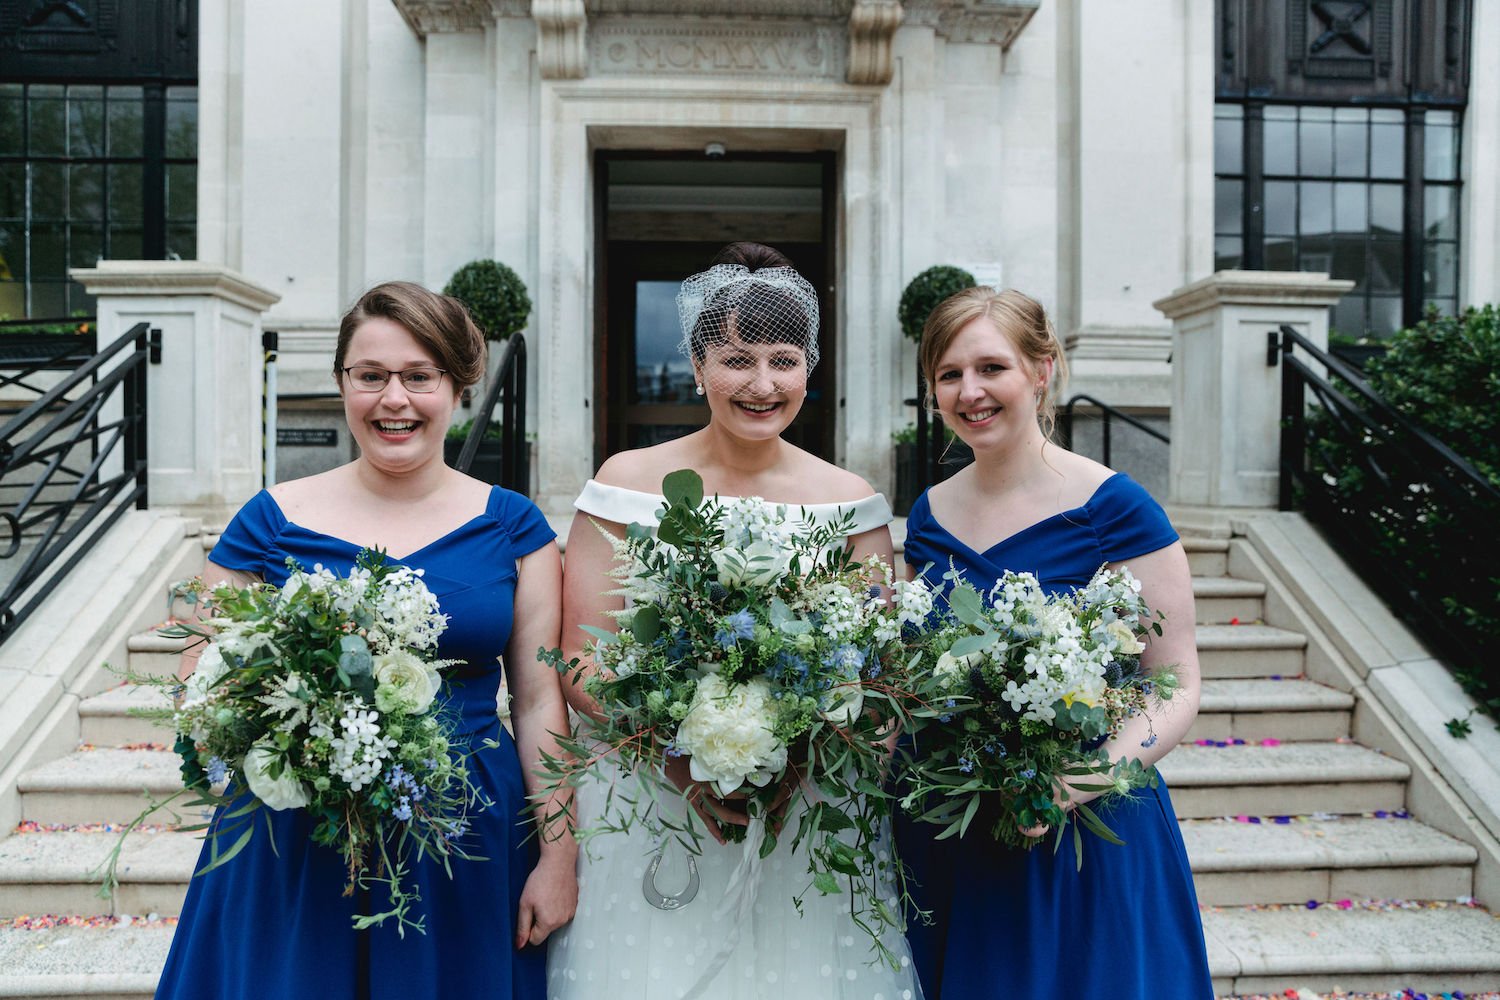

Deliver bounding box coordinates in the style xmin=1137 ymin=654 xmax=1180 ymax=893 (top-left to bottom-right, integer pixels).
xmin=70 ymin=261 xmax=281 ymax=513
xmin=1153 ymin=270 xmax=1353 ymax=511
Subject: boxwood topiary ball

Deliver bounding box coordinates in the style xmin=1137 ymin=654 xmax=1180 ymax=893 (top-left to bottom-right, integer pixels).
xmin=443 ymin=259 xmax=531 ymax=342
xmin=898 ymin=265 xmax=977 ymax=343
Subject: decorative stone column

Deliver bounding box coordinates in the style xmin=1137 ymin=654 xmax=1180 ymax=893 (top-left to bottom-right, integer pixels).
xmin=1153 ymin=270 xmax=1353 ymax=512
xmin=70 ymin=261 xmax=281 ymax=514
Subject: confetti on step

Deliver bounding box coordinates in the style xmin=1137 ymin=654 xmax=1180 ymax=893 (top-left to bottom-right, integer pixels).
xmin=1224 ymin=991 xmax=1495 ymax=999
xmin=6 ymin=913 xmax=180 ymax=930
xmin=14 ymin=820 xmax=179 ymax=835
xmin=74 ymin=741 xmax=170 ymax=752
xmin=1204 ymin=898 xmax=1489 ymax=914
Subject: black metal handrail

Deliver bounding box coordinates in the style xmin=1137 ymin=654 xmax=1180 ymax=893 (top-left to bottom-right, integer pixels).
xmin=1058 ymin=394 xmax=1169 ymax=468
xmin=453 ymin=334 xmax=529 ymax=496
xmin=1274 ymin=323 xmax=1500 ymax=685
xmin=0 ymin=322 xmax=159 ymax=639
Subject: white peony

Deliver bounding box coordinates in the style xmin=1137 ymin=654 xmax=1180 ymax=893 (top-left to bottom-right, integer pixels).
xmin=675 ymin=674 xmax=787 ymax=797
xmin=711 ymin=539 xmax=794 ymax=589
xmin=242 ymin=740 xmax=311 ymax=811
xmin=373 ymin=649 xmax=442 ymax=715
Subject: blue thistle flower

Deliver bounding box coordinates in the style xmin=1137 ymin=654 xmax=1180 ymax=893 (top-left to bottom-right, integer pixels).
xmin=714 ymin=609 xmax=756 ymax=649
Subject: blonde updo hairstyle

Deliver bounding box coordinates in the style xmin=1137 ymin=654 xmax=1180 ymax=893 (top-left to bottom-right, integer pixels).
xmin=918 ymin=286 xmax=1069 ymax=441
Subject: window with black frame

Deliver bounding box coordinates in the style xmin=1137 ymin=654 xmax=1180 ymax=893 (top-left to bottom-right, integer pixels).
xmin=0 ymin=83 xmax=196 ymax=320
xmin=1214 ymin=101 xmax=1461 ymax=339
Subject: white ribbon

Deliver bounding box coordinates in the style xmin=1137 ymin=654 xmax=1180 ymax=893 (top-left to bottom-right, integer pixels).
xmin=678 ymin=815 xmax=767 ymax=999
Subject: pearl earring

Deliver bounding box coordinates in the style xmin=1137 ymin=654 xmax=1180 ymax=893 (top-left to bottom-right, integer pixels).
xmin=695 ymin=383 xmax=705 ymax=396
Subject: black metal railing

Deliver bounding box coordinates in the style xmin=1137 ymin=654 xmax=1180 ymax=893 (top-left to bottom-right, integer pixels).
xmin=1275 ymin=323 xmax=1500 ymax=687
xmin=1058 ymin=394 xmax=1170 ymax=468
xmin=0 ymin=322 xmax=159 ymax=639
xmin=453 ymin=334 xmax=529 ymax=496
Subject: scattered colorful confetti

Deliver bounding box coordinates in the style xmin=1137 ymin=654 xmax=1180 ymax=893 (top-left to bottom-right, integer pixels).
xmin=7 ymin=913 xmax=179 ymax=930
xmin=1224 ymin=991 xmax=1492 ymax=1000
xmin=1204 ymin=898 xmax=1488 ymax=914
xmin=14 ymin=820 xmax=178 ymax=835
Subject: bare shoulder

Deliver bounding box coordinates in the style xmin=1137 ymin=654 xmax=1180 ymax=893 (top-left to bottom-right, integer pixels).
xmin=1046 ymin=446 xmax=1116 ymax=506
xmin=782 ymin=446 xmax=878 ymax=504
xmin=266 ymin=466 xmax=353 ymax=520
xmin=593 ymin=440 xmax=697 ymax=494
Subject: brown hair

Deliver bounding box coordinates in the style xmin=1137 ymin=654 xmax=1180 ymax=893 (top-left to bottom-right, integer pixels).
xmin=334 ymin=281 xmax=487 ymax=390
xmin=918 ymin=287 xmax=1069 ymax=440
xmin=711 ymin=241 xmax=794 ymax=270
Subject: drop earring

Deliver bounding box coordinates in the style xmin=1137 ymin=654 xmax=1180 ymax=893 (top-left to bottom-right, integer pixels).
xmin=695 ymin=383 xmax=705 ymax=396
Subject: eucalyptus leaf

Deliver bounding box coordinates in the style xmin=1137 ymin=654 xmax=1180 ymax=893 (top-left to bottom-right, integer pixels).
xmin=339 ymin=634 xmax=373 ymax=677
xmin=947 ymin=632 xmax=995 ymax=658
xmin=948 ymin=584 xmax=985 ymax=627
xmin=662 ymin=469 xmax=704 ymax=509
xmin=629 ymin=604 xmax=662 ymax=644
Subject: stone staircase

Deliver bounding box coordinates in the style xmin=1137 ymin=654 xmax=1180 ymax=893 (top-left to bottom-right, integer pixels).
xmin=1 ymin=532 xmax=1498 ymax=997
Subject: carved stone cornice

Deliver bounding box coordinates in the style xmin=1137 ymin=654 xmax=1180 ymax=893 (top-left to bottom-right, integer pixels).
xmin=391 ymin=0 xmax=499 ymax=35
xmin=903 ymin=0 xmax=1038 ymax=48
xmin=847 ymin=0 xmax=902 ymax=85
xmin=535 ymin=0 xmax=588 ymax=78
xmin=586 ymin=1 xmax=852 ymax=16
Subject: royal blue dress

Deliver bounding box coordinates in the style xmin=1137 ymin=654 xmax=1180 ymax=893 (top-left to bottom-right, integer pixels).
xmin=155 ymin=486 xmax=554 ymax=1000
xmin=895 ymin=473 xmax=1213 ymax=999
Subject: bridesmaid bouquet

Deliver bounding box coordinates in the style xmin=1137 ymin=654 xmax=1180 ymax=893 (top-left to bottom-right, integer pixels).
xmin=899 ymin=566 xmax=1176 ymax=862
xmin=542 ymin=470 xmax=928 ymax=950
xmin=99 ymin=550 xmax=484 ymax=935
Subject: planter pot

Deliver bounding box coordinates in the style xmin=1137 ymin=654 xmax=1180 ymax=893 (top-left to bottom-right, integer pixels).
xmin=444 ymin=438 xmax=504 ymax=484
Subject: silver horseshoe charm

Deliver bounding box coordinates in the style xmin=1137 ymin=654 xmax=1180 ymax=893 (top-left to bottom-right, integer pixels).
xmin=642 ymin=845 xmax=699 ymax=910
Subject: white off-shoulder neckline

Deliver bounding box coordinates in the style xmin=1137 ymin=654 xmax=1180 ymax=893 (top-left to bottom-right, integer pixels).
xmin=573 ymin=479 xmax=893 ymax=537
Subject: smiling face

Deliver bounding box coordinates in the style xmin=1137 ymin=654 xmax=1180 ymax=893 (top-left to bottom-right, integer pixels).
xmin=696 ymin=331 xmax=809 ymax=440
xmin=931 ymin=314 xmax=1045 ymax=454
xmin=338 ymin=316 xmax=460 ymax=476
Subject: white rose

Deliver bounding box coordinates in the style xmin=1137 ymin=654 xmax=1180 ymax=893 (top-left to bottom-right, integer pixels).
xmin=819 ymin=682 xmax=865 ymax=727
xmin=1105 ymin=619 xmax=1145 ymax=656
xmin=373 ymin=649 xmax=442 ymax=716
xmin=933 ymin=649 xmax=983 ymax=688
xmin=711 ymin=539 xmax=794 ymax=589
xmin=675 ymin=674 xmax=787 ymax=797
xmin=242 ymin=740 xmax=311 ymax=811
xmin=181 ymin=643 xmax=230 ymax=706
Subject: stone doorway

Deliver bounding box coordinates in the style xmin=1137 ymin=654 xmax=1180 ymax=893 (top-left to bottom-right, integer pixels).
xmin=594 ymin=150 xmax=837 ymax=467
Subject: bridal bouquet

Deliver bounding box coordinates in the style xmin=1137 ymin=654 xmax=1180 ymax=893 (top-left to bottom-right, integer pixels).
xmin=99 ymin=551 xmax=483 ymax=935
xmin=899 ymin=566 xmax=1176 ymax=862
xmin=543 ymin=470 xmax=928 ymax=948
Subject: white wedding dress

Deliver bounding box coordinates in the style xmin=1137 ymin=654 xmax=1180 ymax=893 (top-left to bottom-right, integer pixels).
xmin=547 ymin=481 xmax=922 ymax=1000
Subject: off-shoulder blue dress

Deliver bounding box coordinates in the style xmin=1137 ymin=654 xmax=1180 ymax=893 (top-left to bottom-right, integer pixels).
xmin=894 ymin=473 xmax=1213 ymax=999
xmin=154 ymin=486 xmax=554 ymax=1000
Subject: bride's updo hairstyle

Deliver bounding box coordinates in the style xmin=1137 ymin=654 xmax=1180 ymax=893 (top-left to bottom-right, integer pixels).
xmin=677 ymin=243 xmax=822 ymax=377
xmin=919 ymin=287 xmax=1070 ymax=440
xmin=334 ymin=281 xmax=487 ymax=391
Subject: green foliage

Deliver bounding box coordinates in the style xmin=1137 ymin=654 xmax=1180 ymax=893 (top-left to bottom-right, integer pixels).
xmin=442 ymin=259 xmax=531 ymax=341
xmin=445 ymin=416 xmax=503 ymax=442
xmin=1307 ymin=305 xmax=1500 ymax=731
xmin=898 ymin=265 xmax=976 ymax=343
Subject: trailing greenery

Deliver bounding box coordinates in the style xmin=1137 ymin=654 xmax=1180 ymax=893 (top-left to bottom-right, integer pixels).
xmin=1307 ymin=305 xmax=1500 ymax=730
xmin=897 ymin=265 xmax=975 ymax=343
xmin=442 ymin=260 xmax=530 ymax=341
xmin=0 ymin=316 xmax=93 ymax=336
xmin=445 ymin=417 xmax=503 ymax=442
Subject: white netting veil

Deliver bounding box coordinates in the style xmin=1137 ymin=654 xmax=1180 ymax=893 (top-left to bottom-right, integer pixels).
xmin=676 ymin=264 xmax=821 ymax=396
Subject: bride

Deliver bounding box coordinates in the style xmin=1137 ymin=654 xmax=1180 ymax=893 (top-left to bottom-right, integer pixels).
xmin=546 ymin=244 xmax=921 ymax=1000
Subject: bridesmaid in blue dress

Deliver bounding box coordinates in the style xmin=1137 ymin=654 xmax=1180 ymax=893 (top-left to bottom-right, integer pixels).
xmin=155 ymin=282 xmax=577 ymax=999
xmin=894 ymin=287 xmax=1213 ymax=998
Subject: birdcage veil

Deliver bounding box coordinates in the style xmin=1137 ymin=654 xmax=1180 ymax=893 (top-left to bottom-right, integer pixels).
xmin=675 ymin=264 xmax=821 ymax=394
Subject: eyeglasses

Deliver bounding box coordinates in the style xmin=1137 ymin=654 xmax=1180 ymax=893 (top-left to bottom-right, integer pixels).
xmin=341 ymin=365 xmax=448 ymax=393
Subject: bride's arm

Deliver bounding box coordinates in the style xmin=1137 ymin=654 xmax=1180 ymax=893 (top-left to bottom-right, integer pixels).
xmin=558 ymin=510 xmax=624 ymax=720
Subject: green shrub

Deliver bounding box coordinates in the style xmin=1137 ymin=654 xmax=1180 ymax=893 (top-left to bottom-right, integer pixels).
xmin=446 ymin=416 xmax=503 ymax=442
xmin=1308 ymin=305 xmax=1500 ymax=726
xmin=898 ymin=265 xmax=976 ymax=343
xmin=443 ymin=260 xmax=530 ymax=341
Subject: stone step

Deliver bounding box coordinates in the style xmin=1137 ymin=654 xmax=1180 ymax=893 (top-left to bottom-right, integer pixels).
xmin=1183 ymin=536 xmax=1229 ymax=577
xmin=78 ymin=685 xmax=174 ymax=748
xmin=1196 ymin=624 xmax=1308 ymax=679
xmin=0 ymin=830 xmax=199 ymax=918
xmin=0 ymin=922 xmax=173 ymax=999
xmin=1202 ymin=902 xmax=1500 ymax=995
xmin=17 ymin=751 xmax=191 ymax=827
xmin=1189 ymin=678 xmax=1355 ymax=743
xmin=125 ymin=632 xmax=188 ymax=680
xmin=1193 ymin=576 xmax=1266 ymax=625
xmin=1183 ymin=815 xmax=1477 ymax=906
xmin=1158 ymin=742 xmax=1410 ymax=818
